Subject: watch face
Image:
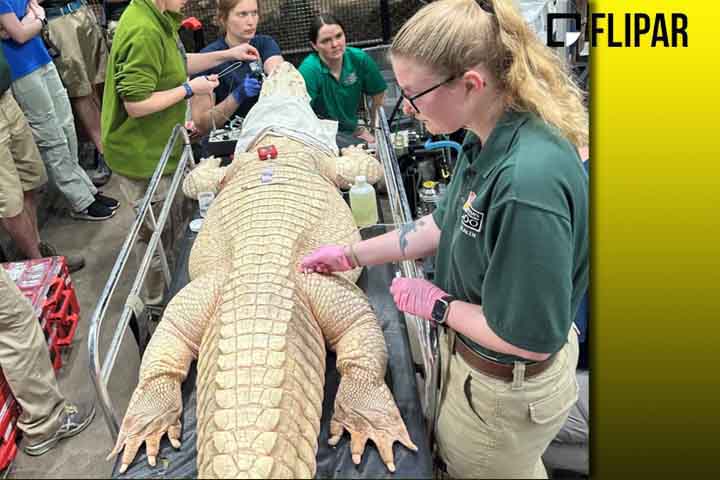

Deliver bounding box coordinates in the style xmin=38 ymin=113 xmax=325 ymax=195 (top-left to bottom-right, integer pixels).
xmin=432 ymin=298 xmax=448 ymax=323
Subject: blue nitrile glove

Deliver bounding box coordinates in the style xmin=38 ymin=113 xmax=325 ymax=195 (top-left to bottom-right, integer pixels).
xmin=231 ymin=76 xmax=261 ymax=104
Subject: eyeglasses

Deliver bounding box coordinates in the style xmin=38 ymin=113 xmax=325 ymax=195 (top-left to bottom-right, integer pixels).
xmin=400 ymin=76 xmax=457 ymax=114
xmin=388 ymin=75 xmax=457 ymax=126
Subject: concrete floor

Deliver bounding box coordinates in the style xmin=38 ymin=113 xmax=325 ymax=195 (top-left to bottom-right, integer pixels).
xmin=6 ymin=177 xmax=143 ymax=478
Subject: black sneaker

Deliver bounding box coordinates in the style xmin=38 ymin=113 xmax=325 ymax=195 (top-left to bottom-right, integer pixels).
xmin=94 ymin=192 xmax=120 ymax=211
xmin=22 ymin=401 xmax=96 ymax=456
xmin=70 ymin=200 xmax=116 ymax=221
xmin=38 ymin=242 xmax=86 ymax=273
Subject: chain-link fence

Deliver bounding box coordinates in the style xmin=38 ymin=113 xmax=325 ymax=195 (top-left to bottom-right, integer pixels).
xmin=90 ymin=1 xmax=426 ymax=64
xmin=182 ymin=0 xmax=427 ymax=65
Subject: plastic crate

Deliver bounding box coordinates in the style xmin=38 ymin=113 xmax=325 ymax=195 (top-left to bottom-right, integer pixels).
xmin=0 ymin=375 xmax=19 ymax=472
xmin=47 ymin=288 xmax=80 ymax=347
xmin=0 ymin=256 xmax=80 ymax=465
xmin=0 ymin=421 xmax=18 ymax=471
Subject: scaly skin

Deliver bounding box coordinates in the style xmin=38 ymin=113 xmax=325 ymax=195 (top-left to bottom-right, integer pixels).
xmin=110 ymin=63 xmax=416 ymax=478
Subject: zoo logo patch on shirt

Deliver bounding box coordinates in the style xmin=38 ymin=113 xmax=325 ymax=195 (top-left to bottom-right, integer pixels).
xmin=461 ymin=191 xmax=484 ymax=238
xmin=343 ymin=72 xmax=358 ymax=86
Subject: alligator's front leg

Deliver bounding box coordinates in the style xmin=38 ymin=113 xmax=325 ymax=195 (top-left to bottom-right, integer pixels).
xmin=332 ymin=147 xmax=384 ymax=190
xmin=182 ymin=157 xmax=227 ymax=199
xmin=299 ymin=273 xmax=417 ymax=472
xmin=109 ymin=272 xmax=223 ymax=472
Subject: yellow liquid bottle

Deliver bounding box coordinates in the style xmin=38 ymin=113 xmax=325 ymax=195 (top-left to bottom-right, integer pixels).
xmin=349 ymin=176 xmax=378 ymax=227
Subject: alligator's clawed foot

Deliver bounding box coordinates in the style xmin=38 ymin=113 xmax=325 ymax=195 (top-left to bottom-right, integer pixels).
xmin=329 ymin=379 xmax=417 ymax=472
xmin=107 ymin=379 xmax=184 ymax=473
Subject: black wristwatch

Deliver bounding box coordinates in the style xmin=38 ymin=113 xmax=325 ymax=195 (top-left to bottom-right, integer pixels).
xmin=182 ymin=81 xmax=194 ymax=99
xmin=431 ymin=295 xmax=456 ymax=326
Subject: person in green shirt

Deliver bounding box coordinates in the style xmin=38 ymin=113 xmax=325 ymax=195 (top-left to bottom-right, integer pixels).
xmin=299 ymin=0 xmax=589 ymax=477
xmin=101 ymin=0 xmax=258 ymax=307
xmin=298 ymin=13 xmax=386 ymax=145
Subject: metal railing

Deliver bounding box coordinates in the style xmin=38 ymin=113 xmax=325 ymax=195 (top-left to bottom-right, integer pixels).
xmin=88 ymin=126 xmax=194 ymax=440
xmin=374 ymin=107 xmax=440 ymax=436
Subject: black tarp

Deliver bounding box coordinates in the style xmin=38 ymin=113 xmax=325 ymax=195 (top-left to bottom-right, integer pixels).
xmin=113 ymin=220 xmax=433 ymax=478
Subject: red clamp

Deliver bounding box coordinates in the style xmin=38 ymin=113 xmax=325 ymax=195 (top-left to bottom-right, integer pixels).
xmin=181 ymin=17 xmax=203 ymax=31
xmin=258 ymin=145 xmax=278 ymax=161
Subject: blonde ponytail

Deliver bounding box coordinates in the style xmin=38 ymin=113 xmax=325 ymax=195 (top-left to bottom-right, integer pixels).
xmin=391 ymin=0 xmax=588 ymax=148
xmin=492 ymin=0 xmax=588 ymax=147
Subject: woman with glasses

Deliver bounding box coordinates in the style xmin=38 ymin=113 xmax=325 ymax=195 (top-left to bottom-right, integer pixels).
xmin=191 ymin=0 xmax=283 ymax=136
xmin=299 ymin=13 xmax=386 ymax=145
xmin=299 ymin=0 xmax=589 ymax=477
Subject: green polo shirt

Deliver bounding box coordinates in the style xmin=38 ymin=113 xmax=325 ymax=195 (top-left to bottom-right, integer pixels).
xmin=101 ymin=0 xmax=186 ymax=180
xmin=433 ymin=111 xmax=589 ymax=363
xmin=0 ymin=48 xmax=10 ymax=96
xmin=299 ymin=47 xmax=387 ymax=134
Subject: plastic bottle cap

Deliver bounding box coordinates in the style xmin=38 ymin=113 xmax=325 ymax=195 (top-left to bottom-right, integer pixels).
xmin=422 ymin=181 xmax=437 ymax=189
xmin=355 ymin=176 xmax=367 ymax=184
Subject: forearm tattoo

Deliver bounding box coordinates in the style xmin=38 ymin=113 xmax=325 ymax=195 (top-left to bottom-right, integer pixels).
xmin=398 ymin=220 xmax=425 ymax=257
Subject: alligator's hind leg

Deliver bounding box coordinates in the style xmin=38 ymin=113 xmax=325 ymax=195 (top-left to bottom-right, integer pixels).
xmin=109 ymin=272 xmax=224 ymax=472
xmin=298 ymin=273 xmax=417 ymax=472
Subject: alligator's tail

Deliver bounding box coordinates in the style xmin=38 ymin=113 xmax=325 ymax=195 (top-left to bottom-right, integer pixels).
xmin=195 ymin=273 xmax=327 ymax=478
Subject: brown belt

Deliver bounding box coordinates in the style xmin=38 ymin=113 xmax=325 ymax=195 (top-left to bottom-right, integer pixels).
xmin=454 ymin=337 xmax=555 ymax=382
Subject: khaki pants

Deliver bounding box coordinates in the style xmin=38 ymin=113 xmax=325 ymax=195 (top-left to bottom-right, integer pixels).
xmin=0 ymin=91 xmax=47 ymax=218
xmin=116 ymin=174 xmax=192 ymax=306
xmin=0 ymin=268 xmax=66 ymax=442
xmin=47 ymin=5 xmax=108 ymax=98
xmin=435 ymin=329 xmax=579 ymax=478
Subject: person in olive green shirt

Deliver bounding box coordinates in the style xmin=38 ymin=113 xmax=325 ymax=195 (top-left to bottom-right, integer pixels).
xmin=102 ymin=0 xmax=259 ymax=180
xmin=299 ymin=13 xmax=386 ymax=144
xmin=101 ymin=0 xmax=258 ymax=306
xmin=300 ymin=1 xmax=589 ymax=477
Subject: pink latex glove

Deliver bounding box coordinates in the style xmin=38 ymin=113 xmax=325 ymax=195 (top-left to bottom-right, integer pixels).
xmin=299 ymin=245 xmax=354 ymax=274
xmin=390 ymin=278 xmax=447 ymax=321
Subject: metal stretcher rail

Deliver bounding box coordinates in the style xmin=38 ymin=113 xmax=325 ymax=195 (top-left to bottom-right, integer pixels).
xmin=88 ymin=126 xmax=194 ymax=440
xmin=374 ymin=108 xmax=440 ymax=435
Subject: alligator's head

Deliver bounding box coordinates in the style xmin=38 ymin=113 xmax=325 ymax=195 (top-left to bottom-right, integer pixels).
xmin=183 ymin=62 xmax=384 ymax=198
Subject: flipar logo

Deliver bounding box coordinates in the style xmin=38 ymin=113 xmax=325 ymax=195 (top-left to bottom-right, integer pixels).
xmin=461 ymin=192 xmax=484 ymax=238
xmin=547 ymin=12 xmax=689 ymax=49
xmin=547 ymin=13 xmax=583 ymax=47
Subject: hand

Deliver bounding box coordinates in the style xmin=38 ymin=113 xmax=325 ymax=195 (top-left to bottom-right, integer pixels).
xmin=298 ymin=245 xmax=354 ymax=274
xmin=29 ymin=3 xmax=45 ymax=21
xmin=225 ymin=43 xmax=260 ymax=62
xmin=353 ymin=126 xmax=375 ymax=144
xmin=184 ymin=120 xmax=202 ymax=142
xmin=188 ymin=74 xmax=219 ymax=96
xmin=231 ymin=76 xmax=261 ymax=103
xmin=390 ymin=277 xmax=447 ymax=321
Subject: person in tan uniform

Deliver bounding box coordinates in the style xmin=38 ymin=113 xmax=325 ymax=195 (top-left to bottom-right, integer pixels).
xmin=1 ymin=46 xmax=84 ymax=272
xmin=0 ymin=266 xmax=95 ymax=456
